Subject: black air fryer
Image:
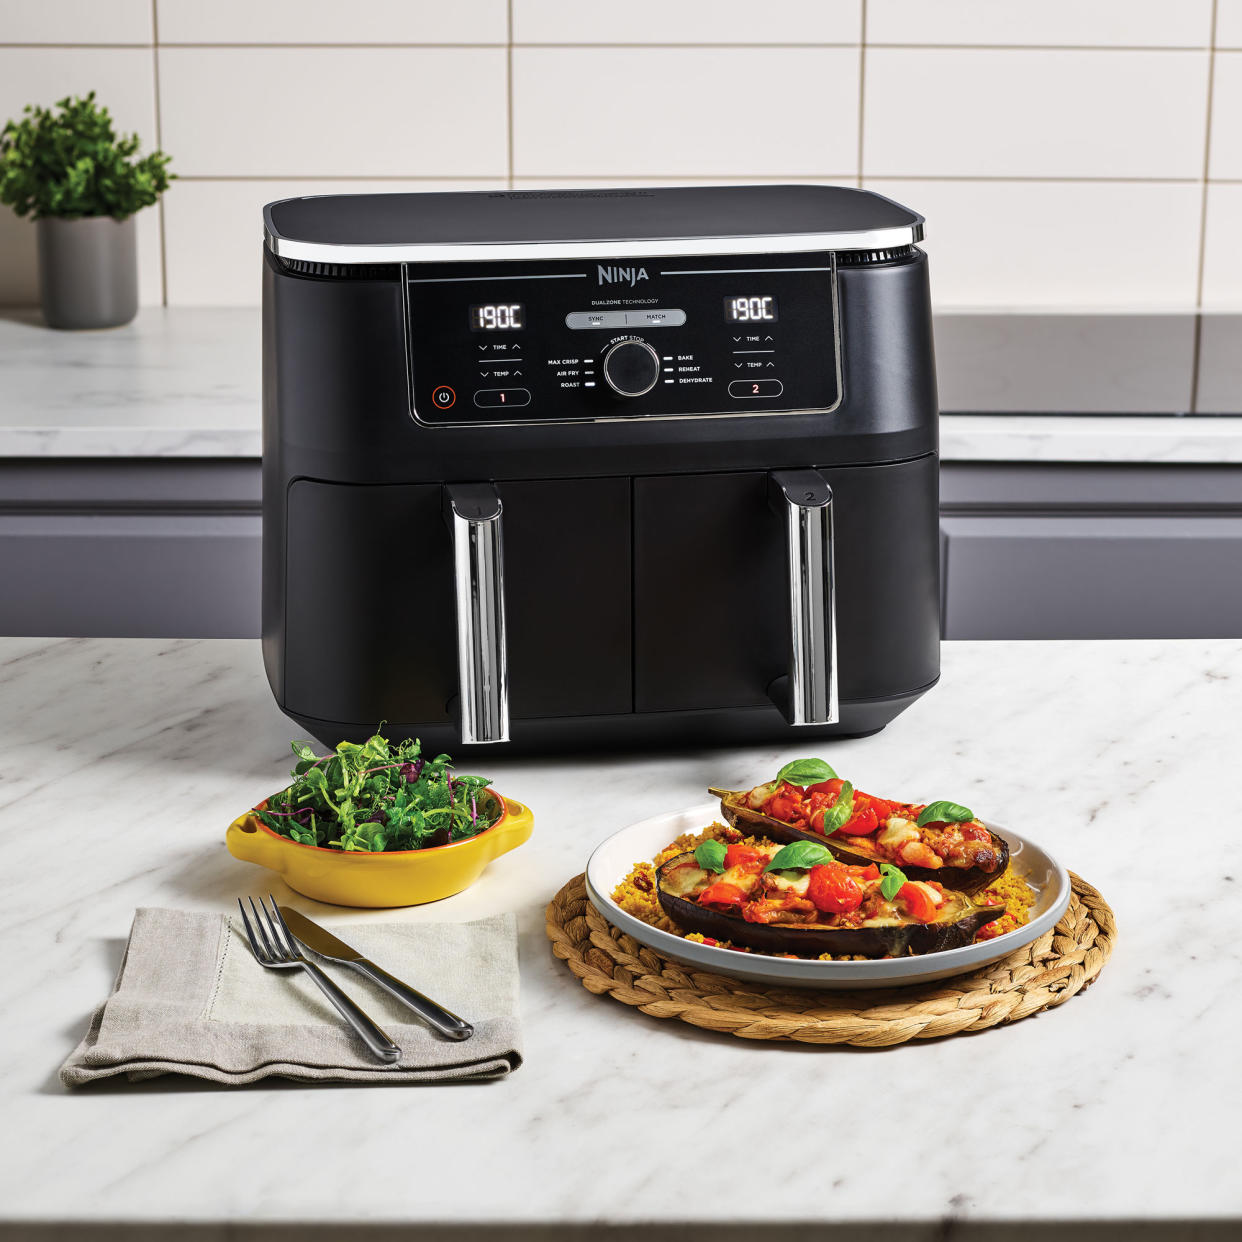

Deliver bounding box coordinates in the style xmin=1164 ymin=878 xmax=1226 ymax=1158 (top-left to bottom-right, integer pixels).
xmin=261 ymin=185 xmax=940 ymax=752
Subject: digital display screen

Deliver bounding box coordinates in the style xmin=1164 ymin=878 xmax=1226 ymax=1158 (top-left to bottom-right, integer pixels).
xmin=724 ymin=295 xmax=778 ymax=323
xmin=470 ymin=303 xmax=525 ymax=331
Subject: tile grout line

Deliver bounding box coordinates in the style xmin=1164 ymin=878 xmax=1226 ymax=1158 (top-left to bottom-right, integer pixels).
xmin=1 ymin=41 xmax=1231 ymax=51
xmin=151 ymin=0 xmax=168 ymax=308
xmin=506 ymin=0 xmax=515 ymax=189
xmin=856 ymin=0 xmax=867 ymax=188
xmin=1190 ymin=0 xmax=1219 ymax=413
xmin=162 ymin=174 xmax=1211 ymax=184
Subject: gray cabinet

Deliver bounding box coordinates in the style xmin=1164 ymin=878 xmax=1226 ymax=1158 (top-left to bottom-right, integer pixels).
xmin=2 ymin=458 xmax=1240 ymax=641
xmin=940 ymin=463 xmax=1242 ymax=639
xmin=0 ymin=462 xmax=259 ymax=638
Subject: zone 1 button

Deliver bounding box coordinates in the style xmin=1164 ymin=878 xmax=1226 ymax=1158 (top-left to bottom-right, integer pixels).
xmin=431 ymin=385 xmax=456 ymax=409
xmin=474 ymin=387 xmax=531 ymax=409
xmin=729 ymin=379 xmax=784 ymax=399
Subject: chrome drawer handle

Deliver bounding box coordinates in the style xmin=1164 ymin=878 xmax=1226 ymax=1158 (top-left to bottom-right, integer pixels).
xmin=444 ymin=483 xmax=510 ymax=745
xmin=769 ymin=470 xmax=839 ymax=726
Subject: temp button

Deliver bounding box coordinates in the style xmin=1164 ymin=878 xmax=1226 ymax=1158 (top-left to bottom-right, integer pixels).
xmin=474 ymin=387 xmax=531 ymax=409
xmin=729 ymin=379 xmax=784 ymax=399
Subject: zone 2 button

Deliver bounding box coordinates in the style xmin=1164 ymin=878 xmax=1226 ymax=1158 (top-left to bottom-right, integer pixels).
xmin=431 ymin=385 xmax=456 ymax=409
xmin=729 ymin=379 xmax=784 ymax=399
xmin=474 ymin=388 xmax=531 ymax=409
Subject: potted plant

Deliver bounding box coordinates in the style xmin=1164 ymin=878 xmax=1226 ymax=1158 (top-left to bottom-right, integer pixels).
xmin=0 ymin=92 xmax=172 ymax=330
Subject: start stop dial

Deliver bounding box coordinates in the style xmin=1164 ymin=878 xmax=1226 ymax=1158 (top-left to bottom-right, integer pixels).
xmin=600 ymin=338 xmax=661 ymax=397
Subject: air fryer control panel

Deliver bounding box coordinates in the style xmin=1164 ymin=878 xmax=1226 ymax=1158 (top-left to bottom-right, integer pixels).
xmin=405 ymin=252 xmax=839 ymax=425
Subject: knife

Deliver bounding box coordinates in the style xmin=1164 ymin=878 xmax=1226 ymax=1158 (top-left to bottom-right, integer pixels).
xmin=279 ymin=906 xmax=475 ymax=1041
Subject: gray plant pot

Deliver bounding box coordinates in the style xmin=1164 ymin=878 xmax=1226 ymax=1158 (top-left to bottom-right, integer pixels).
xmin=36 ymin=214 xmax=138 ymax=330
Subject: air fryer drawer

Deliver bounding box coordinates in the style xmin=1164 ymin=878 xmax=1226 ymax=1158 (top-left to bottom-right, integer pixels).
xmin=633 ymin=457 xmax=940 ymax=713
xmin=283 ymin=481 xmax=455 ymax=725
xmin=282 ymin=478 xmax=631 ymax=728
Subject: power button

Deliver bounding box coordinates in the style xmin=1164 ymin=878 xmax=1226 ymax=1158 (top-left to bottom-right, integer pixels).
xmin=431 ymin=385 xmax=456 ymax=410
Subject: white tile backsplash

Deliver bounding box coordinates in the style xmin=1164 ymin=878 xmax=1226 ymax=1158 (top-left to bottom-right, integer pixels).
xmin=512 ymin=48 xmax=859 ymax=178
xmin=0 ymin=48 xmax=163 ymax=305
xmin=865 ymin=178 xmax=1203 ymax=309
xmin=163 ymin=179 xmax=507 ymax=305
xmin=512 ymin=0 xmax=861 ymax=45
xmin=0 ymin=0 xmax=153 ymax=44
xmin=155 ymin=0 xmax=507 ymax=46
xmin=1216 ymin=1 xmax=1242 ymax=48
xmin=0 ymin=9 xmax=1233 ymax=312
xmin=868 ymin=1 xmax=1213 ymax=48
xmin=1200 ymin=183 xmax=1242 ymax=310
xmin=157 ymin=47 xmax=508 ymax=177
xmin=865 ymin=48 xmax=1209 ymax=179
xmin=1208 ymin=52 xmax=1242 ymax=179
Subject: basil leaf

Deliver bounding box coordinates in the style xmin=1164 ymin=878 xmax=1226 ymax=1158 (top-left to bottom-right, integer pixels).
xmin=879 ymin=863 xmax=907 ymax=901
xmin=764 ymin=840 xmax=835 ymax=872
xmin=916 ymin=800 xmax=974 ymax=827
xmin=694 ymin=839 xmax=727 ymax=873
xmin=775 ymin=758 xmax=838 ymax=787
xmin=816 ymin=780 xmax=855 ymax=835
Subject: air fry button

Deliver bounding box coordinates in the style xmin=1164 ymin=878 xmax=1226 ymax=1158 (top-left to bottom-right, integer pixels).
xmin=431 ymin=385 xmax=456 ymax=409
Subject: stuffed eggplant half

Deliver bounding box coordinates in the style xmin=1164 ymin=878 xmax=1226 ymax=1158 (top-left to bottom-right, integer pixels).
xmin=655 ymin=838 xmax=1005 ymax=959
xmin=711 ymin=765 xmax=1009 ymax=895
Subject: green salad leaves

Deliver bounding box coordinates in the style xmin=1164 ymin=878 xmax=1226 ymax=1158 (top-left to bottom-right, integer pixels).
xmin=255 ymin=733 xmax=498 ymax=853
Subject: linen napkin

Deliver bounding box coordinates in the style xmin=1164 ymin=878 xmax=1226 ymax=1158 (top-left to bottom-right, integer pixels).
xmin=61 ymin=907 xmax=522 ymax=1086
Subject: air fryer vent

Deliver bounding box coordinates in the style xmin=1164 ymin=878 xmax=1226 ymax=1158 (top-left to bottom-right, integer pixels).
xmin=834 ymin=245 xmax=918 ymax=266
xmin=275 ymin=256 xmax=400 ymax=280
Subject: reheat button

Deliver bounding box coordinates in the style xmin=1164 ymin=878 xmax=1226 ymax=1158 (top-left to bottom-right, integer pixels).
xmin=474 ymin=388 xmax=531 ymax=409
xmin=729 ymin=379 xmax=784 ymax=399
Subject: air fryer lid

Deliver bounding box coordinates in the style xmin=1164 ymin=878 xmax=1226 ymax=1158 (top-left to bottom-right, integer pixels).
xmin=264 ymin=184 xmax=923 ymax=264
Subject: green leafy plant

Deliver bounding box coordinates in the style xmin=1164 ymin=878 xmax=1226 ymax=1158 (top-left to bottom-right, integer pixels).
xmin=255 ymin=732 xmax=499 ymax=853
xmin=0 ymin=92 xmax=173 ymax=220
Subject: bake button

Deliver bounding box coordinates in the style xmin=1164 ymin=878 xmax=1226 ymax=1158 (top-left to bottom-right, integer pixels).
xmin=728 ymin=379 xmax=784 ymax=399
xmin=431 ymin=385 xmax=456 ymax=409
xmin=473 ymin=387 xmax=532 ymax=409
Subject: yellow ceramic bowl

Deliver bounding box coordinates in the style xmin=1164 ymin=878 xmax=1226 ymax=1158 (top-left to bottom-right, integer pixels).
xmin=225 ymin=790 xmax=533 ymax=908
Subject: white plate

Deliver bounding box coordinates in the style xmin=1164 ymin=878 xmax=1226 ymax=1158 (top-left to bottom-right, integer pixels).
xmin=585 ymin=802 xmax=1071 ymax=990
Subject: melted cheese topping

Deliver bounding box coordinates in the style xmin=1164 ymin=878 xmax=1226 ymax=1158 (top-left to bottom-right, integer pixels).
xmin=764 ymin=870 xmax=811 ymax=896
xmin=877 ymin=816 xmax=920 ymax=847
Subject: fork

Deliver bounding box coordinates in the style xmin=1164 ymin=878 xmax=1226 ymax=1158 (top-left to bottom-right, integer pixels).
xmin=236 ymin=895 xmax=401 ymax=1064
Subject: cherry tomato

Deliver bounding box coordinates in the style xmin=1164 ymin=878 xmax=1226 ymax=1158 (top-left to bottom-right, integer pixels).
xmin=697 ymin=882 xmax=747 ymax=907
xmin=835 ymin=805 xmax=879 ymax=837
xmin=765 ymin=795 xmax=801 ymax=824
xmin=723 ymin=843 xmax=765 ymax=871
xmin=806 ymin=778 xmax=844 ymax=799
xmin=897 ymin=881 xmax=938 ymax=923
xmin=864 ymin=795 xmax=897 ymax=822
xmin=806 ymin=863 xmax=864 ymax=914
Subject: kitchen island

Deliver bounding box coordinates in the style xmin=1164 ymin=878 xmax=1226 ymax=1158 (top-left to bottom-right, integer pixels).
xmin=0 ymin=636 xmax=1239 ymax=1240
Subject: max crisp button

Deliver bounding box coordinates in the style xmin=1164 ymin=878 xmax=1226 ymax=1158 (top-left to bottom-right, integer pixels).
xmin=474 ymin=388 xmax=532 ymax=408
xmin=729 ymin=379 xmax=784 ymax=398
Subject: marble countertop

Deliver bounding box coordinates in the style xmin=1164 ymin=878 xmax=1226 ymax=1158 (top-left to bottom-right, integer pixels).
xmin=1 ymin=635 xmax=1239 ymax=1237
xmin=2 ymin=308 xmax=1241 ymax=463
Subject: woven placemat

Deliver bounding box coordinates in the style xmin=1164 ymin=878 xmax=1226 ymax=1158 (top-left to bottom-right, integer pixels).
xmin=546 ymin=871 xmax=1115 ymax=1045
